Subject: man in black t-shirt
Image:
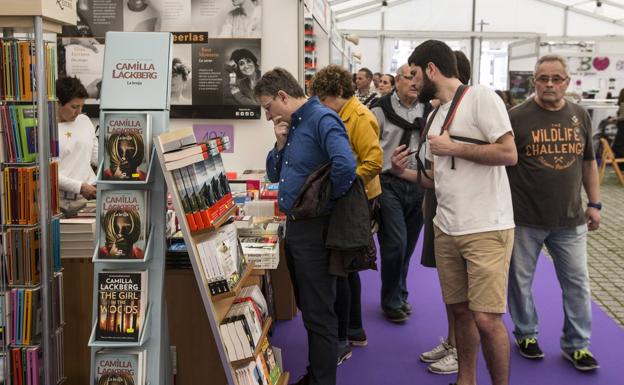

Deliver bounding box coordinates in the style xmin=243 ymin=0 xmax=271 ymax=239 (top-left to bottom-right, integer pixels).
xmin=506 ymin=54 xmax=601 ymax=372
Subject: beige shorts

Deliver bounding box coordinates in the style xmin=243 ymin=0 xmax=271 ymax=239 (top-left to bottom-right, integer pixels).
xmin=434 ymin=225 xmax=514 ymax=314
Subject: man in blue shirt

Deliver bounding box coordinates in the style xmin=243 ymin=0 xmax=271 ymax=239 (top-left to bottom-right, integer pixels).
xmin=255 ymin=68 xmax=356 ymax=385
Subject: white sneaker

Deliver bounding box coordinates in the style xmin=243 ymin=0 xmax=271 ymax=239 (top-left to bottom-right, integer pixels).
xmin=428 ymin=348 xmax=458 ymax=374
xmin=419 ymin=338 xmax=452 ymax=363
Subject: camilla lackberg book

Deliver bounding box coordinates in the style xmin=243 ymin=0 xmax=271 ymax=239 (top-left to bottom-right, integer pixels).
xmin=94 ymin=348 xmax=146 ymax=385
xmin=99 ymin=190 xmax=148 ymax=259
xmin=102 ymin=112 xmax=152 ymax=181
xmin=96 ymin=271 xmax=148 ymax=343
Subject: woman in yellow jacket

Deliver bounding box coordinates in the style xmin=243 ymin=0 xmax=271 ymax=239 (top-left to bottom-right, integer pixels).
xmin=309 ymin=64 xmax=383 ymax=365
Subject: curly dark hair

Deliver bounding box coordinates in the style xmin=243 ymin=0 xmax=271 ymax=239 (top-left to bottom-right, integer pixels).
xmin=408 ymin=40 xmax=458 ymax=79
xmin=309 ymin=65 xmax=355 ymax=100
xmin=229 ymin=48 xmax=260 ymax=78
xmin=56 ymin=76 xmax=88 ymax=105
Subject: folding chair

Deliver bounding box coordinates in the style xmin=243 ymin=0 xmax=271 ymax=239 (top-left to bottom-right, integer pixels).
xmin=599 ymin=138 xmax=624 ymax=186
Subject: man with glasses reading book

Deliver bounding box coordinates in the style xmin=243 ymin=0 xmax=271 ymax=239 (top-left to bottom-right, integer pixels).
xmin=506 ymin=54 xmax=601 ymax=371
xmin=255 ymin=68 xmax=356 ymax=385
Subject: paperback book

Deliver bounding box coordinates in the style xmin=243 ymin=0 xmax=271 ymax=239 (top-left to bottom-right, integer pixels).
xmin=94 ymin=348 xmax=146 ymax=385
xmin=102 ymin=112 xmax=152 ymax=181
xmin=95 ymin=270 xmax=149 ymax=343
xmin=99 ymin=190 xmax=148 ymax=259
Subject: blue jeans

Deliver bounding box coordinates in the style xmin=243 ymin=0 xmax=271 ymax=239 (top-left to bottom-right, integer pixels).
xmin=378 ymin=174 xmax=424 ymax=311
xmin=508 ymin=224 xmax=592 ymax=352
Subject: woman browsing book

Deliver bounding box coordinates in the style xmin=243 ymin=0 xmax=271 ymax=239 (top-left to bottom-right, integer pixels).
xmin=57 ymin=76 xmax=99 ymax=217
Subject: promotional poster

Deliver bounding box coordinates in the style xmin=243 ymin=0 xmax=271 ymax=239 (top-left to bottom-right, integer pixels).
xmin=60 ymin=0 xmax=262 ymax=119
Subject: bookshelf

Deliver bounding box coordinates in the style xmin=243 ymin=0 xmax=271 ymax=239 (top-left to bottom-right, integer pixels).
xmin=0 ymin=2 xmax=75 ymax=385
xmin=155 ymin=137 xmax=290 ymax=385
xmin=87 ymin=32 xmax=173 ymax=385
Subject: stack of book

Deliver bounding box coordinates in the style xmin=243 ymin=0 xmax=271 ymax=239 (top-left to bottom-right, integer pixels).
xmin=60 ymin=218 xmax=96 ymax=258
xmin=94 ymin=348 xmax=146 ymax=385
xmin=235 ymin=217 xmax=281 ymax=269
xmin=195 ymin=223 xmax=243 ymax=295
xmin=158 ymin=128 xmax=235 ymax=232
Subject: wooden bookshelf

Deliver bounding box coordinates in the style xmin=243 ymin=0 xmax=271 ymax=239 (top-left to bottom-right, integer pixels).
xmin=211 ymin=262 xmax=257 ymax=303
xmin=230 ymin=316 xmax=273 ymax=367
xmin=277 ymin=372 xmax=291 ymax=385
xmin=0 ymin=0 xmax=76 ymax=33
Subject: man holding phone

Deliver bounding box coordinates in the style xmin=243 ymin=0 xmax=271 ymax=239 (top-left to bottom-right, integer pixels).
xmin=256 ymin=68 xmax=356 ymax=385
xmin=371 ymin=64 xmax=431 ymax=322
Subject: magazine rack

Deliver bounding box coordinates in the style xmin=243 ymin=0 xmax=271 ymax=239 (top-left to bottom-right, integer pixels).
xmin=0 ymin=5 xmax=75 ymax=385
xmin=88 ymin=32 xmax=173 ymax=385
xmin=155 ymin=137 xmax=290 ymax=385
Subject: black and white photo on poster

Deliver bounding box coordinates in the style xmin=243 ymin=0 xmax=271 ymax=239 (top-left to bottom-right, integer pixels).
xmin=65 ymin=0 xmax=262 ymax=38
xmin=183 ymin=38 xmax=261 ymax=119
xmin=58 ymin=37 xmax=106 ymax=104
xmin=171 ymin=44 xmax=193 ymax=105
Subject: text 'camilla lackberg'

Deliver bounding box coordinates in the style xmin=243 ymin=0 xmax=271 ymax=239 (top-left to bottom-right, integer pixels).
xmin=112 ymin=62 xmax=158 ymax=79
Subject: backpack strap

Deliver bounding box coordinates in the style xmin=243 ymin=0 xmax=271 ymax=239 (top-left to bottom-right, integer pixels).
xmin=414 ymin=85 xmax=469 ymax=180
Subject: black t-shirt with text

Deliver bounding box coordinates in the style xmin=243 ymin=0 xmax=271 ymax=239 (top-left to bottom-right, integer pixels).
xmin=507 ymin=98 xmax=594 ymax=229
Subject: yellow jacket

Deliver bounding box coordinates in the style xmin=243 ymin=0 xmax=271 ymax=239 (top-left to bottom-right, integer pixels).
xmin=339 ymin=96 xmax=383 ymax=199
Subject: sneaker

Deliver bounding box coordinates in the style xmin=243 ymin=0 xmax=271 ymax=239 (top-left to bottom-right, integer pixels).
xmin=337 ymin=344 xmax=353 ymax=366
xmin=420 ymin=338 xmax=453 ymax=363
xmin=401 ymin=301 xmax=412 ymax=315
xmin=348 ymin=329 xmax=368 ymax=347
xmin=562 ymin=348 xmax=600 ymax=371
xmin=428 ymin=348 xmax=458 ymax=374
xmin=516 ymin=337 xmax=544 ymax=359
xmin=383 ymin=308 xmax=408 ymax=323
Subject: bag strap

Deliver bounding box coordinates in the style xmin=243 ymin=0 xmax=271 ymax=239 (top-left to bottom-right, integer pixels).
xmin=414 ymin=84 xmax=470 ymax=182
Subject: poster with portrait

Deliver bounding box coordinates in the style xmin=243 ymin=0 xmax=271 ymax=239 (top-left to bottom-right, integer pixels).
xmin=60 ymin=0 xmax=262 ymax=119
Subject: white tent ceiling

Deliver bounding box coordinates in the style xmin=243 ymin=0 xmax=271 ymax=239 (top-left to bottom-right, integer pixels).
xmin=329 ymin=0 xmax=624 ymax=27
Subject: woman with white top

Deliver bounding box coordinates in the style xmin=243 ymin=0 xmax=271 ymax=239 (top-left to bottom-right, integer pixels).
xmin=57 ymin=76 xmax=98 ymax=216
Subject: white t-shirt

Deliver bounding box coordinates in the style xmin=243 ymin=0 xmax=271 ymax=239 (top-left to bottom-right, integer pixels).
xmin=58 ymin=114 xmax=98 ymax=194
xmin=424 ymin=85 xmax=515 ymax=236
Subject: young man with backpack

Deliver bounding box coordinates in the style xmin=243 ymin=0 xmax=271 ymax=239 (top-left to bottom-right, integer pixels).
xmin=391 ymin=40 xmax=517 ymax=385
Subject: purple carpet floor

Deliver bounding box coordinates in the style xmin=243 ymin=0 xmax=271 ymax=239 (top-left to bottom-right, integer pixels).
xmin=271 ymin=241 xmax=624 ymax=385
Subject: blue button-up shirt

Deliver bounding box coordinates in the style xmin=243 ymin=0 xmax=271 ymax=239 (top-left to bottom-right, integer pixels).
xmin=266 ymin=97 xmax=356 ymax=214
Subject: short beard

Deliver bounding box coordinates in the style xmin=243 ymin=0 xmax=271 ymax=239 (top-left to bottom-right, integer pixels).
xmin=418 ymin=73 xmax=437 ymax=103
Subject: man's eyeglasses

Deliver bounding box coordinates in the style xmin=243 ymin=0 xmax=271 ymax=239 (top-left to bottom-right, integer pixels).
xmin=261 ymin=97 xmax=276 ymax=112
xmin=400 ymin=74 xmax=414 ymax=80
xmin=535 ymin=76 xmax=568 ymax=85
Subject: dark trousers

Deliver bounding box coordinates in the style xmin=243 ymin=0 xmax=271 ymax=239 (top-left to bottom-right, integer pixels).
xmin=378 ymin=174 xmax=424 ymax=311
xmin=335 ymin=272 xmax=363 ymax=342
xmin=285 ymin=215 xmax=337 ymax=385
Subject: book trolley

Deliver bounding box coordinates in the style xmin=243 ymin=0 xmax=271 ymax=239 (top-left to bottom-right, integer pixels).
xmin=0 ymin=4 xmax=75 ymax=385
xmin=155 ymin=136 xmax=290 ymax=383
xmin=87 ymin=32 xmax=173 ymax=385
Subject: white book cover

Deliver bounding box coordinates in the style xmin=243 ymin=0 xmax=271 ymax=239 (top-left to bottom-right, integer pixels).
xmin=100 ymin=32 xmax=172 ymax=110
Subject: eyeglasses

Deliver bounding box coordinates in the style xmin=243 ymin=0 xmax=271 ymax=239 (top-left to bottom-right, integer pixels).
xmin=400 ymin=74 xmax=414 ymax=80
xmin=261 ymin=97 xmax=276 ymax=112
xmin=535 ymin=76 xmax=568 ymax=85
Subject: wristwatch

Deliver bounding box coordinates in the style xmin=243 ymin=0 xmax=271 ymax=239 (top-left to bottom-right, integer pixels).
xmin=587 ymin=202 xmax=602 ymax=210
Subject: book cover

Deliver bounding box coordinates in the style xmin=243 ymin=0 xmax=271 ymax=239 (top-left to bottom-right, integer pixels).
xmin=95 ymin=271 xmax=148 ymax=343
xmin=94 ymin=349 xmax=145 ymax=385
xmin=99 ymin=190 xmax=148 ymax=259
xmin=14 ymin=105 xmax=37 ymax=163
xmin=102 ymin=112 xmax=151 ymax=181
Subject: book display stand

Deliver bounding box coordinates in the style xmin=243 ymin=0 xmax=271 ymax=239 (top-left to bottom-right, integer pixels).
xmin=87 ymin=32 xmax=173 ymax=385
xmin=155 ymin=138 xmax=290 ymax=385
xmin=0 ymin=5 xmax=75 ymax=385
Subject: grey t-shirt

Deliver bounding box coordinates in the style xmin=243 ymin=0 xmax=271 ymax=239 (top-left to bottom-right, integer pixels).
xmin=507 ymin=98 xmax=594 ymax=229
